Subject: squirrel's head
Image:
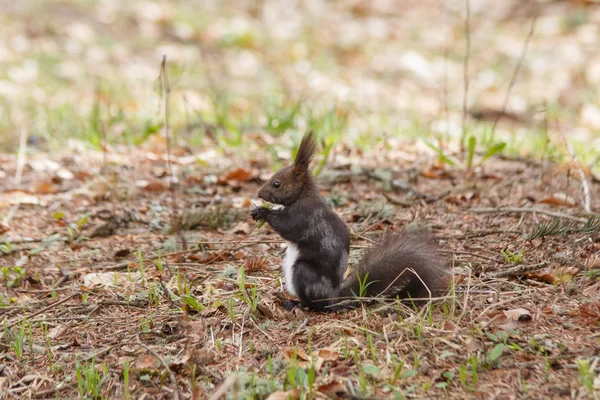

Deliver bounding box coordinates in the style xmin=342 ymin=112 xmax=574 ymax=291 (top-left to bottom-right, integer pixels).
xmin=258 ymin=131 xmax=317 ymax=206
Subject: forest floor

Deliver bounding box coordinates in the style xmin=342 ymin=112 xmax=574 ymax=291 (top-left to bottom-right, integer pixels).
xmin=1 ymin=0 xmax=600 ymax=399
xmin=0 ymin=141 xmax=599 ymax=399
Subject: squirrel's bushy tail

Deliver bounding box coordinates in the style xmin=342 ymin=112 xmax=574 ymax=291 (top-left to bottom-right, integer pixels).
xmin=340 ymin=231 xmax=447 ymax=302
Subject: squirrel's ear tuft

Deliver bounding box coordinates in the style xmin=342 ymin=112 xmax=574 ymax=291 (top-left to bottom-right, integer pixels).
xmin=293 ymin=131 xmax=317 ymax=171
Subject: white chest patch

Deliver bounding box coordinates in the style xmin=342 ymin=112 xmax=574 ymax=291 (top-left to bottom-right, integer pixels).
xmin=282 ymin=242 xmax=299 ymax=297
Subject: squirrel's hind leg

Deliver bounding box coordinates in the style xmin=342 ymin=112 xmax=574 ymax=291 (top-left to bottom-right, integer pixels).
xmin=292 ymin=262 xmax=340 ymax=312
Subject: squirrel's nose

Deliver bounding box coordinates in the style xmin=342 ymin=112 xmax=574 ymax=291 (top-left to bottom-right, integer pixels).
xmin=257 ymin=186 xmax=266 ymax=201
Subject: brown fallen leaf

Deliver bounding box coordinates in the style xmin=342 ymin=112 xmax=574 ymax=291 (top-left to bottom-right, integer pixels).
xmin=317 ymin=349 xmax=340 ymax=361
xmin=583 ymin=281 xmax=600 ymax=296
xmin=135 ymin=355 xmax=160 ymax=370
xmin=266 ymin=389 xmax=301 ymax=400
xmin=283 ymin=348 xmax=310 ymax=362
xmin=539 ymin=193 xmax=576 ymax=207
xmin=48 ymin=324 xmax=71 ymax=340
xmin=140 ymin=180 xmax=168 ymax=192
xmin=443 ymin=320 xmax=457 ymax=332
xmin=222 ymin=168 xmax=253 ymax=183
xmin=503 ymin=308 xmax=532 ymax=322
xmin=524 ymin=272 xmax=557 ymax=284
xmin=34 ymin=182 xmax=58 ymax=194
xmin=466 ymin=338 xmax=484 ymax=353
xmin=317 ymin=381 xmax=346 ymax=397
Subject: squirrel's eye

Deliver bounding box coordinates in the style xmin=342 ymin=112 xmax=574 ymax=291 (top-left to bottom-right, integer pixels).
xmin=272 ymin=181 xmax=281 ymax=189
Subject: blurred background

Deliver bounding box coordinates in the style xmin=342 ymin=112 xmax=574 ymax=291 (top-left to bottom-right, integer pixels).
xmin=1 ymin=0 xmax=599 ymax=170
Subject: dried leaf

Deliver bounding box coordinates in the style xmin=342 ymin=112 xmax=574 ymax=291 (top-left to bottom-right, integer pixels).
xmin=135 ymin=355 xmax=160 ymax=370
xmin=316 ymin=381 xmax=346 ymax=397
xmin=466 ymin=338 xmax=484 ymax=353
xmin=222 ymin=168 xmax=253 ymax=183
xmin=317 ymin=349 xmax=340 ymax=361
xmin=266 ymin=390 xmax=301 ymax=400
xmin=524 ymin=272 xmax=557 ymax=284
xmin=34 ymin=182 xmax=58 ymax=194
xmin=539 ymin=193 xmax=576 ymax=207
xmin=48 ymin=324 xmax=70 ymax=339
xmin=83 ymin=271 xmax=142 ymax=287
xmin=503 ymin=308 xmax=532 ymax=322
xmin=139 ymin=180 xmax=168 ymax=192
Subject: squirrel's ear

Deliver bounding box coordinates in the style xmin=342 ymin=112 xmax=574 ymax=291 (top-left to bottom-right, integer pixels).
xmin=293 ymin=131 xmax=317 ymax=171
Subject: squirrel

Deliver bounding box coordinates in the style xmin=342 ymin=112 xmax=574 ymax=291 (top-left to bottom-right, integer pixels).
xmin=250 ymin=131 xmax=447 ymax=311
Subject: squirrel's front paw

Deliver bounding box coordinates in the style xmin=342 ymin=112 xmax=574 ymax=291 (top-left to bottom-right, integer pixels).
xmin=250 ymin=207 xmax=268 ymax=221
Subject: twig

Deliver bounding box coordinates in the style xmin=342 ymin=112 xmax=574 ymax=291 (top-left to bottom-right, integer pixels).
xmin=461 ymin=0 xmax=471 ymax=150
xmin=136 ymin=334 xmax=180 ymax=400
xmin=486 ymin=261 xmax=548 ymax=278
xmin=457 ymin=266 xmax=472 ymax=324
xmin=5 ymin=293 xmax=77 ymax=329
xmin=491 ymin=16 xmax=537 ymax=135
xmin=470 ymin=207 xmax=588 ymax=222
xmin=439 ymin=229 xmax=522 ymax=240
xmin=159 ymin=56 xmax=187 ymax=251
xmin=351 ymin=231 xmax=379 ymax=245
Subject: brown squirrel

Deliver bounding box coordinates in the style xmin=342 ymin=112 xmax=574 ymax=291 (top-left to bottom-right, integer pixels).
xmin=250 ymin=131 xmax=447 ymax=311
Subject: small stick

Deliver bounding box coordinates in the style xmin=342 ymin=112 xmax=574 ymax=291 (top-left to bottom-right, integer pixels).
xmin=159 ymin=56 xmax=187 ymax=251
xmin=470 ymin=207 xmax=587 ymax=222
xmin=486 ymin=261 xmax=548 ymax=278
xmin=5 ymin=293 xmax=77 ymax=329
xmin=136 ymin=334 xmax=180 ymax=400
xmin=461 ymin=0 xmax=471 ymax=150
xmin=491 ymin=16 xmax=537 ymax=135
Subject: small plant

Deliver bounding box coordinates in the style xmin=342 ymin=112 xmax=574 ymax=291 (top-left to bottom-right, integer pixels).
xmin=1 ymin=266 xmax=26 ymax=288
xmin=237 ymin=266 xmax=259 ymax=312
xmin=148 ymin=284 xmax=159 ymax=307
xmin=389 ymin=357 xmax=405 ymax=385
xmin=76 ymin=358 xmax=107 ymax=399
xmin=354 ymin=272 xmax=379 ymax=298
xmin=155 ymin=251 xmax=164 ymax=271
xmin=227 ymin=297 xmax=236 ymax=321
xmin=501 ymin=249 xmax=524 ymax=264
xmin=4 ymin=320 xmax=28 ymax=361
xmin=140 ymin=317 xmax=150 ymax=333
xmin=137 ymin=250 xmax=146 ymax=283
xmin=123 ymin=362 xmax=131 ymax=400
xmin=576 ymin=358 xmax=595 ymax=395
xmin=0 ymin=241 xmax=11 ymax=254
